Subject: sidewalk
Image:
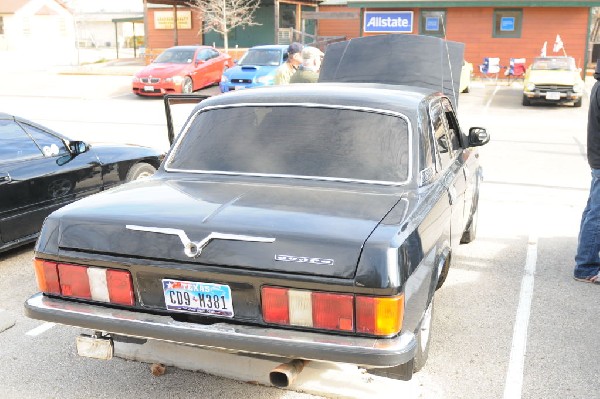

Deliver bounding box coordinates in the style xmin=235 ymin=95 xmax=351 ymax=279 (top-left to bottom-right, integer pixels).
xmin=58 ymin=58 xmax=145 ymax=76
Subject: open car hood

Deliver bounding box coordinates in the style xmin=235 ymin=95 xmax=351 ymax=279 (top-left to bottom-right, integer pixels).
xmin=47 ymin=179 xmax=407 ymax=279
xmin=319 ymin=34 xmax=464 ymax=108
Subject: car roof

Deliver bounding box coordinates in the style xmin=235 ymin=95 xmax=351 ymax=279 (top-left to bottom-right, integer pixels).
xmin=0 ymin=112 xmax=69 ymax=140
xmin=195 ymin=83 xmax=438 ymax=117
xmin=247 ymin=45 xmax=288 ymax=51
xmin=165 ymin=45 xmax=213 ymax=51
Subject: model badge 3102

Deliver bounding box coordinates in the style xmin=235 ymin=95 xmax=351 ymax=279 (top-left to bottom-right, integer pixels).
xmin=25 ymin=34 xmax=489 ymax=386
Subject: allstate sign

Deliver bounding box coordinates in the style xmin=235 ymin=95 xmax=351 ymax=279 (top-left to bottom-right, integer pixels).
xmin=364 ymin=11 xmax=413 ymax=33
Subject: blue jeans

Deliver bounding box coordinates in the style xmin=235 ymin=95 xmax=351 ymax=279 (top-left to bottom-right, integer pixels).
xmin=575 ymin=168 xmax=600 ymax=278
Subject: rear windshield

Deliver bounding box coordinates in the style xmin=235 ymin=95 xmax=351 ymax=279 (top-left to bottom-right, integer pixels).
xmin=238 ymin=49 xmax=282 ymax=66
xmin=167 ymin=105 xmax=410 ymax=183
xmin=531 ymin=57 xmax=576 ymax=71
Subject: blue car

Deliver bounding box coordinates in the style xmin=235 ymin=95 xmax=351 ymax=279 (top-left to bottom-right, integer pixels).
xmin=219 ymin=45 xmax=288 ymax=92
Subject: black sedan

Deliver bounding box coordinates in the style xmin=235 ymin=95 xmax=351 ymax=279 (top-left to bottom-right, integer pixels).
xmin=25 ymin=35 xmax=489 ymax=385
xmin=0 ymin=113 xmax=164 ymax=253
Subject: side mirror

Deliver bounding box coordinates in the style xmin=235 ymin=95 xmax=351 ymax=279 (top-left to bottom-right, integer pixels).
xmin=468 ymin=127 xmax=490 ymax=147
xmin=68 ymin=141 xmax=89 ymax=155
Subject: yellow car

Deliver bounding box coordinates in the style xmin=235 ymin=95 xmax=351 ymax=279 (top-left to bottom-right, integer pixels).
xmin=522 ymin=56 xmax=584 ymax=107
xmin=460 ymin=60 xmax=473 ymax=93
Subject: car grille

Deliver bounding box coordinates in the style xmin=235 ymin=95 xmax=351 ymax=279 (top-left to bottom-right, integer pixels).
xmin=141 ymin=78 xmax=161 ymax=84
xmin=230 ymin=78 xmax=252 ymax=84
xmin=535 ymin=84 xmax=573 ymax=93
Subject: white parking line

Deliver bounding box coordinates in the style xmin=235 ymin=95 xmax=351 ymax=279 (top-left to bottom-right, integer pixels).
xmin=26 ymin=322 xmax=56 ymax=337
xmin=503 ymin=232 xmax=538 ymax=399
xmin=484 ymin=84 xmax=501 ymax=112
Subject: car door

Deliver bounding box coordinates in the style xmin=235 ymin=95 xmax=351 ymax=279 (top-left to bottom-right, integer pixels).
xmin=0 ymin=119 xmax=103 ymax=245
xmin=194 ymin=49 xmax=215 ymax=87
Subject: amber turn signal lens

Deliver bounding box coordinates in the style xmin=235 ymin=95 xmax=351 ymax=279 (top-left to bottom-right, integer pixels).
xmin=356 ymin=294 xmax=404 ymax=336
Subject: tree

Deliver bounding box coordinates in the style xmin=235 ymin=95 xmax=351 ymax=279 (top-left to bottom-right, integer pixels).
xmin=187 ymin=0 xmax=261 ymax=52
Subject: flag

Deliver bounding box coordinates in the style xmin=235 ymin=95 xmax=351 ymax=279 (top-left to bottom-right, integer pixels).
xmin=553 ymin=34 xmax=563 ymax=53
xmin=541 ymin=41 xmax=547 ymax=57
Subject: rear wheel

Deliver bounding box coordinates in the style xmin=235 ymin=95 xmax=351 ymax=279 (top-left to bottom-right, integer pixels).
xmin=413 ymin=298 xmax=434 ymax=373
xmin=436 ymin=254 xmax=451 ymax=290
xmin=574 ymin=98 xmax=582 ymax=107
xmin=182 ymin=77 xmax=193 ymax=94
xmin=125 ymin=162 xmax=156 ymax=182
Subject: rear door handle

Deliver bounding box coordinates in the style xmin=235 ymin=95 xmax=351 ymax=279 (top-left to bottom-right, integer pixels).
xmin=0 ymin=172 xmax=11 ymax=185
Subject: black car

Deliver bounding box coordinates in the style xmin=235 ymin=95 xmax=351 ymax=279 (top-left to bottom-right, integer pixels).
xmin=25 ymin=35 xmax=489 ymax=384
xmin=0 ymin=113 xmax=164 ymax=253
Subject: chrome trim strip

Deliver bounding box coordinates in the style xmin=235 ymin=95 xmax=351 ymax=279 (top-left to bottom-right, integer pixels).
xmin=165 ymin=102 xmax=413 ymax=186
xmin=125 ymin=225 xmax=275 ymax=258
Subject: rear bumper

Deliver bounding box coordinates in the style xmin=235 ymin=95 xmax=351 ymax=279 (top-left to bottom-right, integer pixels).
xmin=523 ymin=90 xmax=582 ymax=102
xmin=25 ymin=293 xmax=416 ymax=368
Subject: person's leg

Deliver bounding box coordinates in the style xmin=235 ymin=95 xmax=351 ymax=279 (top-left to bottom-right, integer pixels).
xmin=575 ymin=169 xmax=600 ymax=280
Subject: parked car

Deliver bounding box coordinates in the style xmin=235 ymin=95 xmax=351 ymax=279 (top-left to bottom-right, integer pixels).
xmin=0 ymin=113 xmax=164 ymax=253
xmin=219 ymin=45 xmax=288 ymax=92
xmin=132 ymin=46 xmax=232 ymax=97
xmin=25 ymin=35 xmax=489 ymax=384
xmin=522 ymin=56 xmax=584 ymax=107
xmin=460 ymin=60 xmax=473 ymax=93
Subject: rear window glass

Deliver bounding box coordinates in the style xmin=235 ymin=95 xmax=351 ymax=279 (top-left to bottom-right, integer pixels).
xmin=168 ymin=105 xmax=410 ymax=183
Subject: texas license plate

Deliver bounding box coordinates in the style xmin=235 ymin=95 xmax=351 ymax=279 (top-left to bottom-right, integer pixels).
xmin=144 ymin=85 xmax=154 ymax=91
xmin=162 ymin=279 xmax=234 ymax=317
xmin=546 ymin=91 xmax=560 ymax=100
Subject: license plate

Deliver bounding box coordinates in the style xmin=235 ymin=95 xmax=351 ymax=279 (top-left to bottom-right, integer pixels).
xmin=234 ymin=85 xmax=246 ymax=90
xmin=144 ymin=85 xmax=154 ymax=91
xmin=162 ymin=279 xmax=234 ymax=317
xmin=546 ymin=91 xmax=560 ymax=100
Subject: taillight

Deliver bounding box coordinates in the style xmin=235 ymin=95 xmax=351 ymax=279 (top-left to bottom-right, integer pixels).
xmin=261 ymin=286 xmax=403 ymax=336
xmin=33 ymin=258 xmax=134 ymax=306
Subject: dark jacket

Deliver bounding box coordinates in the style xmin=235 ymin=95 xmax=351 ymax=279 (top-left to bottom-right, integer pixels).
xmin=588 ymin=71 xmax=600 ymax=169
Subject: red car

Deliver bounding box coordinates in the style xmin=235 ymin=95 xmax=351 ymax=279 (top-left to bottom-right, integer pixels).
xmin=132 ymin=45 xmax=232 ymax=96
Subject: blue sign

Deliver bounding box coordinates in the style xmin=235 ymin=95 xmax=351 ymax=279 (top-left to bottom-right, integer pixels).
xmin=425 ymin=17 xmax=439 ymax=31
xmin=500 ymin=17 xmax=515 ymax=31
xmin=364 ymin=11 xmax=414 ymax=33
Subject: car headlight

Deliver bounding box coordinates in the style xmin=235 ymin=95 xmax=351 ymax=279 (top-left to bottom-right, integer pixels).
xmin=525 ymin=82 xmax=536 ymax=91
xmin=165 ymin=76 xmax=184 ymax=84
xmin=221 ymin=75 xmax=229 ymax=83
xmin=256 ymin=75 xmax=274 ymax=84
xmin=573 ymin=83 xmax=584 ymax=93
xmin=132 ymin=76 xmax=140 ymax=83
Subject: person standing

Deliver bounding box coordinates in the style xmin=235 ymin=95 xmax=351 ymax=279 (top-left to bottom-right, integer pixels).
xmin=575 ymin=62 xmax=600 ymax=284
xmin=274 ymin=42 xmax=303 ymax=85
xmin=289 ymin=46 xmax=324 ymax=84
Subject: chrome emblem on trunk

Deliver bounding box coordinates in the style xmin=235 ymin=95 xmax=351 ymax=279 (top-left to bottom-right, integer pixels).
xmin=275 ymin=255 xmax=334 ymax=265
xmin=126 ymin=225 xmax=275 ymax=258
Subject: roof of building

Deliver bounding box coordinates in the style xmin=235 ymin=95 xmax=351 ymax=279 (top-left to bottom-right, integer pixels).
xmin=346 ymin=0 xmax=600 ymax=7
xmin=0 ymin=0 xmax=69 ymax=15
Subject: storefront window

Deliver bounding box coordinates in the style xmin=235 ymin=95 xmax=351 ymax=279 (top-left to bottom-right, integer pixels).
xmin=419 ymin=10 xmax=446 ymax=38
xmin=493 ymin=9 xmax=522 ymax=38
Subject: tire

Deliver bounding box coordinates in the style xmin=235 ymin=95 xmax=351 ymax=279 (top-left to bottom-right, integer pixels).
xmin=574 ymin=98 xmax=582 ymax=107
xmin=182 ymin=77 xmax=193 ymax=94
xmin=435 ymin=254 xmax=451 ymax=290
xmin=413 ymin=297 xmax=434 ymax=373
xmin=125 ymin=162 xmax=156 ymax=182
xmin=522 ymin=95 xmax=531 ymax=106
xmin=462 ymin=85 xmax=470 ymax=93
xmin=461 ymin=179 xmax=480 ymax=244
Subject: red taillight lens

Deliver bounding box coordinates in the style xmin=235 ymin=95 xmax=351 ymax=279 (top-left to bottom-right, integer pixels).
xmin=58 ymin=264 xmax=92 ymax=299
xmin=261 ymin=286 xmax=289 ymax=324
xmin=107 ymin=269 xmax=134 ymax=306
xmin=312 ymin=292 xmax=353 ymax=331
xmin=34 ymin=259 xmax=60 ymax=294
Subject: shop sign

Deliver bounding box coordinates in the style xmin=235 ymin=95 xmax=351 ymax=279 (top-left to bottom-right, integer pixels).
xmin=154 ymin=10 xmax=192 ymax=30
xmin=364 ymin=11 xmax=413 ymax=33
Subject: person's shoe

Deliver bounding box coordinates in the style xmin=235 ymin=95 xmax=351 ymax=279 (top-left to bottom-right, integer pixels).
xmin=574 ymin=273 xmax=600 ymax=284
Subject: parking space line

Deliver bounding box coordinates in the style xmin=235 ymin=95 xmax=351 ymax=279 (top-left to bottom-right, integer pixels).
xmin=484 ymin=84 xmax=501 ymax=112
xmin=503 ymin=232 xmax=538 ymax=399
xmin=26 ymin=322 xmax=56 ymax=337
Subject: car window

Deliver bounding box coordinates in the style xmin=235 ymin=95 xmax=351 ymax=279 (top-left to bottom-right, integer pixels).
xmin=440 ymin=98 xmax=462 ymax=155
xmin=430 ymin=101 xmax=451 ymax=170
xmin=418 ymin=101 xmax=436 ymax=185
xmin=208 ymin=49 xmax=219 ymax=59
xmin=155 ymin=49 xmax=195 ymax=64
xmin=239 ymin=49 xmax=282 ymax=66
xmin=0 ymin=120 xmax=43 ymax=162
xmin=169 ymin=105 xmax=410 ymax=184
xmin=196 ymin=49 xmax=211 ymax=61
xmin=20 ymin=123 xmax=67 ymax=157
xmin=532 ymin=57 xmax=575 ymax=71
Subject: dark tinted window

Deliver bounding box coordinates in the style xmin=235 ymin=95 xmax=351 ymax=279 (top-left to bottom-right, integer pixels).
xmin=169 ymin=106 xmax=410 ymax=183
xmin=430 ymin=101 xmax=451 ymax=170
xmin=0 ymin=120 xmax=42 ymax=162
xmin=21 ymin=123 xmax=67 ymax=156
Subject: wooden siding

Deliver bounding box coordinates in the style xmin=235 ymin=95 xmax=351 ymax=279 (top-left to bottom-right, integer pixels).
xmin=319 ymin=6 xmax=590 ymax=76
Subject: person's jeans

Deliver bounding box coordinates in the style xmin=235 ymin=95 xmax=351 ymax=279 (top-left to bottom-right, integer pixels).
xmin=575 ymin=168 xmax=600 ymax=278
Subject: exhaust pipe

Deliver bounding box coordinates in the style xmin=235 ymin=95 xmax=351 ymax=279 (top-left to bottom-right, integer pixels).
xmin=269 ymin=359 xmax=306 ymax=387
